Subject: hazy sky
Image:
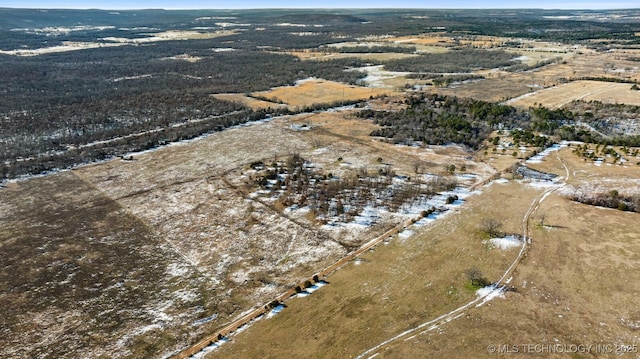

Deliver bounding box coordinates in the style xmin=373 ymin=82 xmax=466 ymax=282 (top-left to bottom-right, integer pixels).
xmin=3 ymin=0 xmax=639 ymax=9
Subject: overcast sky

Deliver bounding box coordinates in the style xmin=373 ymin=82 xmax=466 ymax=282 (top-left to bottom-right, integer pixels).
xmin=0 ymin=0 xmax=640 ymax=10
xmin=3 ymin=0 xmax=639 ymax=9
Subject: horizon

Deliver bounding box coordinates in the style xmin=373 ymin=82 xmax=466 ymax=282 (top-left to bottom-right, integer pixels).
xmin=3 ymin=1 xmax=640 ymax=11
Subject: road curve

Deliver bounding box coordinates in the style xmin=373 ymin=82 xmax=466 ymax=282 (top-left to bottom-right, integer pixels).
xmin=356 ymin=176 xmax=565 ymax=359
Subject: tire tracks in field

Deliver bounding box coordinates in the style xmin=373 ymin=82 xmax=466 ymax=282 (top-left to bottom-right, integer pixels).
xmin=356 ymin=169 xmax=566 ymax=359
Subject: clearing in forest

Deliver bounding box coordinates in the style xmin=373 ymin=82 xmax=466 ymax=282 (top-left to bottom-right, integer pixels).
xmin=507 ymin=80 xmax=640 ymax=109
xmin=251 ymin=79 xmax=395 ymax=108
xmin=211 ymin=93 xmax=289 ymax=110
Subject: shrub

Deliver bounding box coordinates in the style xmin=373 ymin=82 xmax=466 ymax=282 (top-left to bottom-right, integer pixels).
xmin=465 ymin=267 xmax=490 ymax=288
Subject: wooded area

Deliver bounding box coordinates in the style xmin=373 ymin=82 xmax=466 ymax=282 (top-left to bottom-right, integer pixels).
xmin=358 ymin=93 xmax=530 ymax=149
xmin=2 ymin=8 xmax=640 ymax=181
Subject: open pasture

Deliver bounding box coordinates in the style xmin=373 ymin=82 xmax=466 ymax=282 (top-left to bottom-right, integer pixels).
xmin=251 ymin=79 xmax=395 ymax=108
xmin=507 ymin=80 xmax=640 ymax=109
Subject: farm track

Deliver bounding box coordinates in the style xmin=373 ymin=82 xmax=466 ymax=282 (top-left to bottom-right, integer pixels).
xmin=171 ymin=168 xmax=496 ymax=358
xmin=356 ymin=163 xmax=566 ymax=359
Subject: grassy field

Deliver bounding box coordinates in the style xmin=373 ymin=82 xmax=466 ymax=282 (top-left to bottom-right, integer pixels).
xmin=507 ymin=80 xmax=640 ymax=109
xmin=211 ymin=93 xmax=288 ymax=110
xmin=382 ymin=190 xmax=640 ymax=358
xmin=251 ymin=79 xmax=396 ymax=108
xmin=212 ymin=147 xmax=640 ymax=358
xmin=383 ymin=34 xmax=454 ymax=46
xmin=0 ymin=172 xmax=213 ymax=358
xmin=286 ymin=51 xmax=419 ymax=61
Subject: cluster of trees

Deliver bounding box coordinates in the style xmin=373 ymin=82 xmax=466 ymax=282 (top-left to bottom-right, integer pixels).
xmin=510 ymin=129 xmax=553 ymax=148
xmin=405 ymin=73 xmax=485 ymax=88
xmin=571 ymin=143 xmax=639 ymax=164
xmin=358 ymin=93 xmax=530 ymax=149
xmin=430 ymin=74 xmax=485 ymax=87
xmin=529 ymin=101 xmax=640 ymax=147
xmin=570 ymin=189 xmax=640 ymax=212
xmin=0 ymin=109 xmax=258 ymax=180
xmin=250 ymin=154 xmax=457 ymax=223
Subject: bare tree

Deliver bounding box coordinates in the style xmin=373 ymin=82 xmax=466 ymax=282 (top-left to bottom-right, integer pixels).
xmin=480 ymin=218 xmax=503 ymax=237
xmin=538 ymin=212 xmax=546 ymax=227
xmin=465 ymin=267 xmax=489 ymax=288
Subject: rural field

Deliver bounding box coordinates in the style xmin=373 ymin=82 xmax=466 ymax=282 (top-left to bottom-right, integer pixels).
xmin=251 ymin=79 xmax=395 ymax=108
xmin=507 ymin=80 xmax=640 ymax=109
xmin=213 ymin=146 xmax=640 ymax=359
xmin=3 ymin=7 xmax=640 ymax=359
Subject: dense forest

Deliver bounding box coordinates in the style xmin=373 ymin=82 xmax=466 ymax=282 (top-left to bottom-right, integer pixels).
xmin=2 ymin=8 xmax=640 ymax=181
xmin=358 ymin=93 xmax=531 ymax=149
xmin=0 ymin=40 xmax=372 ymax=179
xmin=359 ymin=94 xmax=640 ymax=151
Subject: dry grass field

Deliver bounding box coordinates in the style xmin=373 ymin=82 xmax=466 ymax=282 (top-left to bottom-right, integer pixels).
xmin=286 ymin=51 xmax=419 ymax=61
xmin=0 ymin=172 xmax=211 ymax=358
xmin=211 ymin=93 xmax=288 ymax=110
xmin=383 ymin=34 xmax=454 ymax=46
xmin=383 ymin=190 xmax=640 ymax=359
xmin=251 ymin=79 xmax=395 ymax=108
xmin=215 ymin=80 xmax=399 ymax=111
xmin=212 ymin=148 xmax=640 ymax=359
xmin=507 ymin=80 xmax=640 ymax=109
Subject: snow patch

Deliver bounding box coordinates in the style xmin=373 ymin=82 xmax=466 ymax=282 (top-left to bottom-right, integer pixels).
xmin=475 ymin=285 xmax=506 ymax=307
xmin=266 ymin=304 xmax=286 ymax=318
xmin=398 ymin=229 xmax=414 ymax=240
xmin=165 ymin=262 xmax=190 ymax=277
xmin=488 ymin=235 xmax=522 ymax=250
xmin=525 ymin=142 xmax=567 ymax=164
xmin=305 ymin=280 xmax=328 ymax=293
xmin=192 ymin=314 xmax=218 ymax=326
xmin=190 ymin=337 xmax=229 ymax=358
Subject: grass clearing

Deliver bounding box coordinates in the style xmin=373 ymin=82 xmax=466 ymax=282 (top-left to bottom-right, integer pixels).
xmin=389 ymin=190 xmax=640 ymax=358
xmin=251 ymin=79 xmax=395 ymax=108
xmin=211 ymin=93 xmax=288 ymax=110
xmin=384 ymin=34 xmax=454 ymax=46
xmin=213 ymin=180 xmax=544 ymax=358
xmin=286 ymin=51 xmax=419 ymax=61
xmin=507 ymin=80 xmax=640 ymax=109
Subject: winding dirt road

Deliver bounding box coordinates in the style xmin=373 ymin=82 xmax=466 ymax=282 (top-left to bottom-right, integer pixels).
xmin=356 ymin=164 xmax=567 ymax=359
